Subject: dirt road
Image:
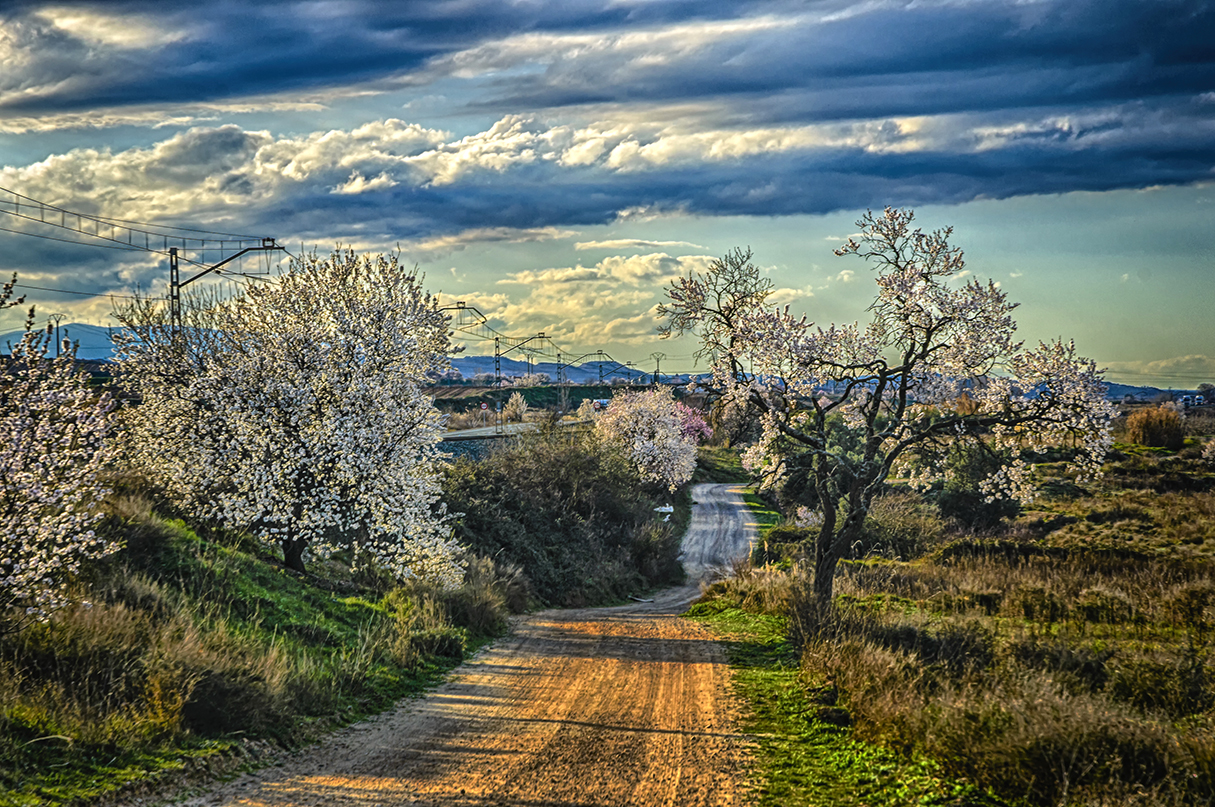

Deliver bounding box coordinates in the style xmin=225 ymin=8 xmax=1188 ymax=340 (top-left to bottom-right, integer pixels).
xmin=182 ymin=483 xmax=756 ymax=807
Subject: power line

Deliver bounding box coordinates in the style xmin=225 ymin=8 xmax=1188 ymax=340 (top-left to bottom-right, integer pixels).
xmin=0 ymin=224 xmax=151 ymax=253
xmin=12 ymin=282 xmax=161 ymax=301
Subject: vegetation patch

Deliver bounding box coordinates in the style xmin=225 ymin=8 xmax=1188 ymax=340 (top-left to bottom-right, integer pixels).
xmin=0 ymin=491 xmax=515 ymax=807
xmin=443 ymin=426 xmax=686 ymax=607
xmin=690 ymin=605 xmax=1005 ymax=807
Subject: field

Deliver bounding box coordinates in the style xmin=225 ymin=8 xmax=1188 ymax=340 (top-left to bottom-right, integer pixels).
xmin=693 ymin=410 xmax=1215 ymax=806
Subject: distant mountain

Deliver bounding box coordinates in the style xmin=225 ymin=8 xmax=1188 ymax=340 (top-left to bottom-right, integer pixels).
xmin=0 ymin=322 xmax=124 ymax=361
xmin=3 ymin=322 xmax=1184 ymax=398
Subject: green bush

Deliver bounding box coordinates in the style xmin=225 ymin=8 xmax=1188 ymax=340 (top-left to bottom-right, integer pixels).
xmin=856 ymin=490 xmax=947 ymax=560
xmin=442 ymin=428 xmax=683 ymax=605
xmin=935 ymin=444 xmax=1020 ymax=529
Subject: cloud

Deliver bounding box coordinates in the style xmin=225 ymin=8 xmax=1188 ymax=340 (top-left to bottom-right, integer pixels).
xmin=465 ymin=252 xmax=712 ymax=348
xmin=2 ymin=100 xmax=1212 ymax=311
xmin=1105 ymin=355 xmax=1215 ymax=385
xmin=34 ymin=6 xmax=189 ymax=49
xmin=402 ymin=226 xmax=578 ymax=258
xmin=769 ymin=285 xmax=814 ymax=307
xmin=575 ymin=238 xmax=705 ymax=251
xmin=332 ymin=171 xmax=398 ymax=195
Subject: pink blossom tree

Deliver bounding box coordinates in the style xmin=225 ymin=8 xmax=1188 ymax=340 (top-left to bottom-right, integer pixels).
xmin=1 ymin=284 xmax=117 ymax=621
xmin=662 ymin=208 xmax=1115 ymax=605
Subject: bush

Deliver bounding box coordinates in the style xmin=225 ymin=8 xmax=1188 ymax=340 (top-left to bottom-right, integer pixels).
xmin=935 ymin=444 xmax=1020 ymax=529
xmin=441 ymin=428 xmax=682 ymax=605
xmin=855 ymin=490 xmax=947 ymax=560
xmin=1127 ymin=405 xmax=1185 ymax=450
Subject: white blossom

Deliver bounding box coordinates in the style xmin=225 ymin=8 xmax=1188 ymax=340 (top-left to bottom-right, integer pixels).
xmin=662 ymin=207 xmax=1116 ymax=603
xmin=1 ymin=313 xmax=117 ymax=619
xmin=114 ymin=250 xmax=462 ymax=587
xmin=594 ymin=387 xmax=701 ymax=491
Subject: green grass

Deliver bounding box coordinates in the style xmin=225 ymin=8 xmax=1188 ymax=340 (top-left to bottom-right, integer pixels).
xmin=694 ymin=446 xmax=750 ymax=483
xmin=689 ymin=606 xmax=1008 ymax=807
xmin=741 ymin=488 xmax=781 ymax=534
xmin=0 ymin=506 xmax=496 ymax=807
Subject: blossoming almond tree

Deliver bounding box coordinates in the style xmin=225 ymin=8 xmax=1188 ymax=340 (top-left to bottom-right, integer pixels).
xmin=1 ymin=291 xmax=117 ymax=622
xmin=115 ymin=250 xmax=462 ymax=586
xmin=662 ymin=208 xmax=1115 ymax=605
xmin=594 ymin=387 xmax=703 ymax=491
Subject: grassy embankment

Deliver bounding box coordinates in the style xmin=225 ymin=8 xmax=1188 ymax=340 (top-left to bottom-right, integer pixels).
xmin=689 ymin=420 xmax=1215 ymax=806
xmin=2 ymin=427 xmax=684 ymax=807
xmin=0 ymin=491 xmax=506 ymax=807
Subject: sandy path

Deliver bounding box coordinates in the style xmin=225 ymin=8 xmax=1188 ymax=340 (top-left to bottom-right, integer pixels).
xmin=181 ymin=483 xmax=755 ymax=807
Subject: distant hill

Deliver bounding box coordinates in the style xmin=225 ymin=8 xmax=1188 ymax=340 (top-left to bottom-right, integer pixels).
xmin=0 ymin=322 xmax=1190 ymax=398
xmin=0 ymin=322 xmax=124 ymax=360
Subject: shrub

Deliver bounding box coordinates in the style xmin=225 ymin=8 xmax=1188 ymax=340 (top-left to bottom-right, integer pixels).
xmin=935 ymin=444 xmax=1020 ymax=529
xmin=855 ymin=490 xmax=947 ymax=560
xmin=1127 ymin=405 xmax=1185 ymax=450
xmin=441 ymin=428 xmax=680 ymax=605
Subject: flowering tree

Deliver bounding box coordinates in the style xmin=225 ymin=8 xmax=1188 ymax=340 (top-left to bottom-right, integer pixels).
xmin=676 ymin=401 xmax=712 ymax=443
xmin=662 ymin=208 xmax=1115 ymax=605
xmin=1 ymin=290 xmax=117 ymax=620
xmin=504 ymin=391 xmax=529 ymax=422
xmin=115 ymin=250 xmax=462 ymax=586
xmin=594 ymin=387 xmax=703 ymax=491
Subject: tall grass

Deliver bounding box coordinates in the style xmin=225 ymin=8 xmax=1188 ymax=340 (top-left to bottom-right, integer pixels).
xmin=698 ymin=545 xmax=1215 ymax=805
xmin=699 ymin=444 xmax=1215 ymax=806
xmin=0 ymin=486 xmax=520 ymax=804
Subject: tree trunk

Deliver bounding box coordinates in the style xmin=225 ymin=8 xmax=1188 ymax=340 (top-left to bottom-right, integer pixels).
xmin=282 ymin=536 xmax=307 ymax=573
xmin=812 ymin=514 xmax=866 ymax=607
xmin=813 ymin=544 xmax=840 ymax=606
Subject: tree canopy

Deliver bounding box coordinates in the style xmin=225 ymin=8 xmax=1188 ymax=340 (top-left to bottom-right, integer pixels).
xmin=115 ymin=249 xmax=462 ymax=585
xmin=662 ymin=207 xmax=1115 ymax=603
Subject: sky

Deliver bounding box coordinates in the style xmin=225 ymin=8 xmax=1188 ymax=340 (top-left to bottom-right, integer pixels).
xmin=0 ymin=0 xmax=1212 ymax=386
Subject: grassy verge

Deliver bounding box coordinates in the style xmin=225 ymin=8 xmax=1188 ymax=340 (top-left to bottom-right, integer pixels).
xmin=0 ymin=500 xmax=514 ymax=807
xmin=694 ymin=446 xmax=750 ymax=483
xmin=689 ymin=604 xmax=1006 ymax=807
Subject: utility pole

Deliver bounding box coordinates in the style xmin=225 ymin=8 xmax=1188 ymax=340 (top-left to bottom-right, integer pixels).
xmin=48 ymin=312 xmax=66 ymax=357
xmin=649 ymin=351 xmax=666 ymax=385
xmin=170 ymin=237 xmax=284 ymax=335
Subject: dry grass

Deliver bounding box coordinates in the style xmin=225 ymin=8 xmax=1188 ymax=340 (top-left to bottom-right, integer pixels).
xmin=774 ymin=548 xmax=1215 ymax=805
xmin=1126 ymin=406 xmax=1186 ymax=450
xmin=0 ymin=488 xmax=518 ymax=801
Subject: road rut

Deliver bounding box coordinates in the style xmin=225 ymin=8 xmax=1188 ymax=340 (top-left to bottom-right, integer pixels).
xmin=183 ymin=483 xmax=756 ymax=807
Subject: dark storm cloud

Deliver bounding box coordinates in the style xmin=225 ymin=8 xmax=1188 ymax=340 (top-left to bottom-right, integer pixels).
xmin=2 ymin=0 xmax=1211 ymax=124
xmin=0 ymin=0 xmax=1211 ymax=260
xmin=476 ymin=0 xmax=1215 ymax=124
xmin=0 ymin=0 xmax=760 ymax=113
xmin=222 ymin=111 xmax=1212 ymax=249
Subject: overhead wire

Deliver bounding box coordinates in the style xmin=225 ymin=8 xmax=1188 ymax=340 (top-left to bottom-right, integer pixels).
xmin=11 ymin=282 xmax=161 ymax=301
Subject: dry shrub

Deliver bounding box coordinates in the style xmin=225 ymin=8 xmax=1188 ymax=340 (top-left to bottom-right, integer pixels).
xmin=799 ymin=608 xmax=1215 ymax=804
xmin=856 ymin=490 xmax=947 ymax=559
xmin=915 ymin=675 xmax=1206 ymax=806
xmin=695 ymin=562 xmax=800 ymax=616
xmin=1127 ymin=406 xmax=1185 ymax=450
xmin=793 ymin=546 xmax=1215 ymax=804
xmin=441 ymin=554 xmax=530 ymax=637
xmin=446 ymin=407 xmax=493 ymax=430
